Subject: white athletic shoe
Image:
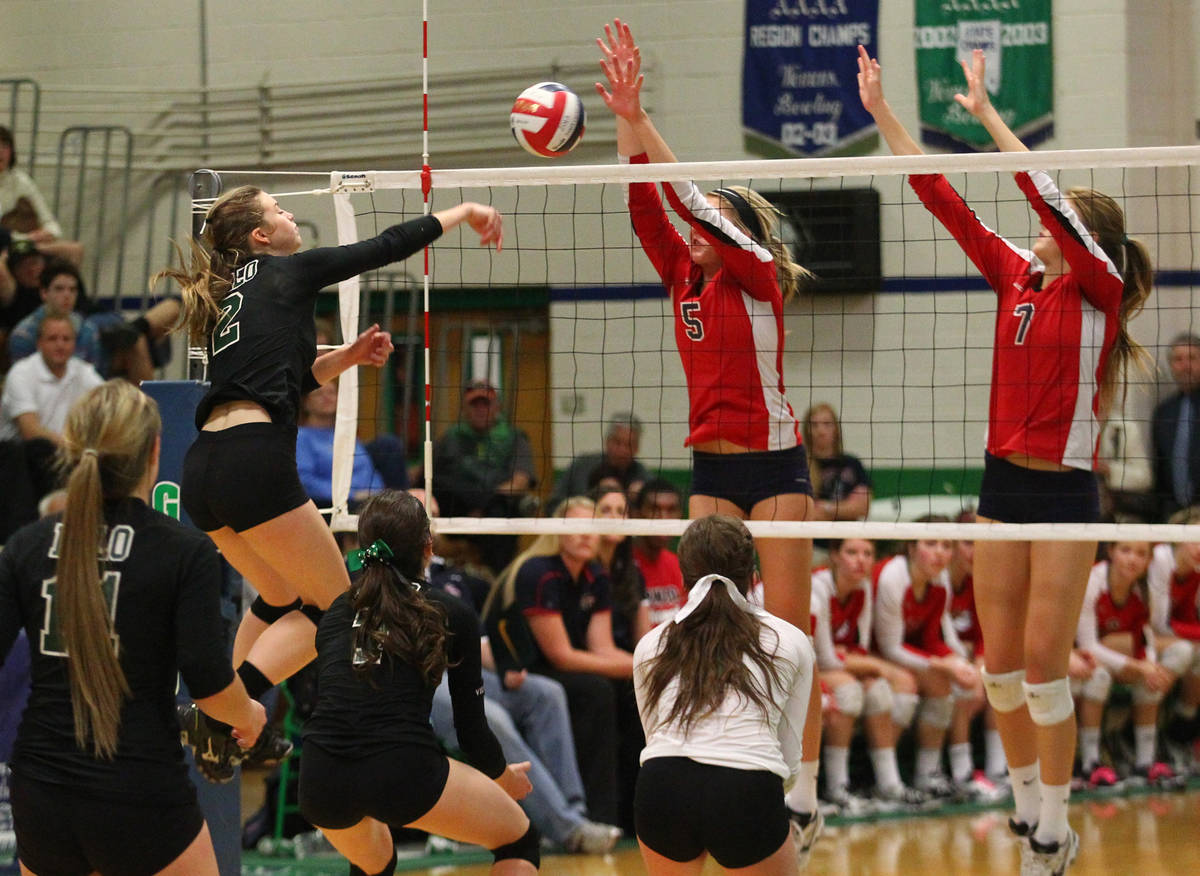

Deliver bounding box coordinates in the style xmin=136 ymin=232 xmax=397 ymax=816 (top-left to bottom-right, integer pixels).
xmin=957 ymin=770 xmax=1010 ymax=803
xmin=1009 ymin=818 xmax=1037 ymax=875
xmin=1026 ymin=828 xmax=1079 ymax=876
xmin=788 ymin=808 xmax=824 ymax=870
xmin=564 ymin=821 xmax=622 ymax=854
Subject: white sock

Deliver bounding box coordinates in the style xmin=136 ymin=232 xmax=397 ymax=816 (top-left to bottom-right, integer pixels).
xmin=1135 ymin=724 xmax=1158 ymax=768
xmin=1078 ymin=727 xmax=1101 ymax=769
xmin=823 ymin=746 xmax=850 ymax=792
xmin=949 ymin=742 xmax=973 ymax=784
xmin=1008 ymin=761 xmax=1041 ymax=829
xmin=985 ymin=729 xmax=1007 ymax=777
xmin=785 ymin=760 xmax=820 ymax=814
xmin=916 ymin=746 xmax=942 ymax=782
xmin=1034 ymin=781 xmax=1071 ymax=847
xmin=870 ymin=747 xmax=902 ymax=791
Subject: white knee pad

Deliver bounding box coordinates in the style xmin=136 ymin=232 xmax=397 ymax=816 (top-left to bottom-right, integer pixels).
xmin=891 ymin=692 xmax=920 ymax=728
xmin=1159 ymin=640 xmax=1195 ymax=677
xmin=1132 ymin=680 xmax=1165 ymax=706
xmin=832 ymin=679 xmax=864 ymax=718
xmin=981 ymin=668 xmax=1026 ymax=713
xmin=1023 ymin=677 xmax=1075 ymax=726
xmin=1078 ymin=667 xmax=1113 ymax=703
xmin=863 ymin=677 xmax=894 ymax=717
xmin=919 ymin=695 xmax=954 ymax=730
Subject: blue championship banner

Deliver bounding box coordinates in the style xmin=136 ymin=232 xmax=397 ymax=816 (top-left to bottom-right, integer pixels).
xmin=743 ymin=0 xmax=879 ymax=157
xmin=915 ymin=0 xmax=1053 ymax=151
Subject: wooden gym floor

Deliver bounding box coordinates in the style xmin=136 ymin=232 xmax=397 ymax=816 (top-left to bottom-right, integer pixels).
xmin=240 ymin=786 xmax=1200 ymax=874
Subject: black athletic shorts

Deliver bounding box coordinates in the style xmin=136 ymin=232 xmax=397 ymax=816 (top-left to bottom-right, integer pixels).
xmin=634 ymin=756 xmax=790 ymax=869
xmin=299 ymin=740 xmax=450 ymax=830
xmin=691 ymin=445 xmax=813 ymax=516
xmin=11 ymin=772 xmax=205 ymax=876
xmin=976 ymin=453 xmax=1100 ymax=524
xmin=182 ymin=422 xmax=309 ymax=532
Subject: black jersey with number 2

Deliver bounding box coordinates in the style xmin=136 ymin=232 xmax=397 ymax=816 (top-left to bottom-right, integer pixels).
xmin=195 ymin=215 xmax=443 ymax=429
xmin=0 ymin=499 xmax=234 ymax=805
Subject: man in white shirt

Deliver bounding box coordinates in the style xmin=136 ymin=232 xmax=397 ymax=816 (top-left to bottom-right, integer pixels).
xmin=0 ymin=311 xmax=103 ymax=444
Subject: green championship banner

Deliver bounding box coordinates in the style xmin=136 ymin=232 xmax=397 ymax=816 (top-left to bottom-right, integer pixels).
xmin=915 ymin=0 xmax=1053 ymax=152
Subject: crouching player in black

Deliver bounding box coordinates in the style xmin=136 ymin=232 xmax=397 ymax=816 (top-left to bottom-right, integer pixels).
xmin=0 ymin=380 xmax=266 ymax=876
xmin=298 ymin=490 xmax=539 ymax=876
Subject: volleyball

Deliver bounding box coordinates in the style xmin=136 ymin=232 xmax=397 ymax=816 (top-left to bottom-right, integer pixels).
xmin=510 ymin=82 xmax=586 ymax=158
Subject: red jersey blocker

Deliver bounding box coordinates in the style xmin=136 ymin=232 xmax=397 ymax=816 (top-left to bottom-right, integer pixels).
xmin=624 ymin=153 xmax=801 ymax=453
xmin=910 ymin=170 xmax=1124 ymax=467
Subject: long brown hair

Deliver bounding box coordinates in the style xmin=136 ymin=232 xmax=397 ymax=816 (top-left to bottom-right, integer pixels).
xmin=483 ymin=496 xmax=596 ymax=619
xmin=1065 ymin=187 xmax=1153 ymax=417
xmin=639 ymin=514 xmax=786 ymax=735
xmin=350 ymin=490 xmax=448 ymax=685
xmin=152 ymin=185 xmax=266 ymax=344
xmin=802 ymin=402 xmax=842 ymax=490
xmin=711 ymin=185 xmax=813 ymax=302
xmin=57 ymin=380 xmax=160 ymax=758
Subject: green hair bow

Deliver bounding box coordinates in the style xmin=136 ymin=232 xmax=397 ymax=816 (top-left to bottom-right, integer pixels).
xmin=347 ymin=538 xmax=394 ymax=572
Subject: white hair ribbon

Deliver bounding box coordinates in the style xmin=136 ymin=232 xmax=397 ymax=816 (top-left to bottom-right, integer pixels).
xmin=673 ymin=573 xmax=753 ymax=623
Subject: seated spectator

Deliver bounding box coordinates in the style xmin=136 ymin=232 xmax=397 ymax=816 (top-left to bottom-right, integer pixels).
xmin=1152 ymin=334 xmax=1200 ymax=520
xmin=432 ymin=377 xmax=537 ymax=572
xmin=593 ymin=486 xmax=649 ymax=652
xmin=1075 ymin=541 xmax=1189 ymax=787
xmin=295 ymin=378 xmax=386 ymax=510
xmin=487 ymin=496 xmax=640 ymax=830
xmin=8 ymin=259 xmax=180 ymax=382
xmin=810 ymin=539 xmax=926 ymax=811
xmin=550 ymin=413 xmax=648 ymax=510
xmin=804 ymin=402 xmax=872 ymax=522
xmin=7 ymin=260 xmax=99 ymax=366
xmin=0 ymin=239 xmax=47 ymax=369
xmin=872 ymin=525 xmax=979 ymax=800
xmin=0 ymin=126 xmax=84 ymax=267
xmin=1148 ymin=510 xmax=1200 ymax=766
xmin=0 ymin=312 xmax=103 ymax=497
xmin=630 ymin=479 xmax=686 ymax=627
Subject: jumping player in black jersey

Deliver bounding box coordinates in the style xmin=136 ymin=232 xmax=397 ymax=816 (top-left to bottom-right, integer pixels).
xmin=0 ymin=380 xmax=266 ymax=876
xmin=299 ymin=490 xmax=539 ymax=876
xmin=155 ymin=187 xmax=502 ymax=772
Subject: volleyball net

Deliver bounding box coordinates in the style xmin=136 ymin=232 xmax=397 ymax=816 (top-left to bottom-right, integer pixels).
xmin=194 ymin=144 xmax=1200 ymax=544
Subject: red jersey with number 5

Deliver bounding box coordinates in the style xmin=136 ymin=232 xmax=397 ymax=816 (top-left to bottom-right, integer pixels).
xmin=909 ymin=171 xmax=1123 ymax=470
xmin=625 ymin=153 xmax=801 ymax=451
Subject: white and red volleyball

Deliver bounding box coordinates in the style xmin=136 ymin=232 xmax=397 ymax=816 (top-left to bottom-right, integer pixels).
xmin=510 ymin=82 xmax=586 ymax=158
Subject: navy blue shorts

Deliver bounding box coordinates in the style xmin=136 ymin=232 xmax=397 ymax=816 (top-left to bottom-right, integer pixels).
xmin=635 ymin=757 xmax=790 ymax=868
xmin=182 ymin=422 xmax=309 ymax=532
xmin=976 ymin=453 xmax=1100 ymax=524
xmin=691 ymin=445 xmax=812 ymax=516
xmin=12 ymin=772 xmax=205 ymax=876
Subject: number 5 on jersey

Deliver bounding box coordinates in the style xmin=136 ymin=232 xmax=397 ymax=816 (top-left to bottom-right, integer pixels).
xmin=681 ymin=300 xmax=705 ymax=341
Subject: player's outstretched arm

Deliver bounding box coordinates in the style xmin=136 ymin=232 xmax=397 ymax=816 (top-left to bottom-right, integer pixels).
xmin=857 ymin=45 xmax=923 ymax=157
xmin=953 ymin=49 xmax=1028 ymax=153
xmin=432 ymin=202 xmax=504 ymax=251
xmin=596 ymin=18 xmax=677 ymax=165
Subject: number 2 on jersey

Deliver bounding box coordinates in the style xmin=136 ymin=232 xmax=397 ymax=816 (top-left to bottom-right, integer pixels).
xmin=1012 ymin=302 xmax=1035 ymax=345
xmin=681 ymin=300 xmax=705 ymax=341
xmin=212 ymin=291 xmax=244 ymax=355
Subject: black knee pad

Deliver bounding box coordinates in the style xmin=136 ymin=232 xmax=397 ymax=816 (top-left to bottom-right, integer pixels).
xmin=250 ymin=596 xmax=302 ymax=624
xmin=491 ymin=823 xmax=540 ymax=867
xmin=300 ymin=603 xmax=325 ymax=627
xmin=348 ymin=846 xmax=396 ymax=876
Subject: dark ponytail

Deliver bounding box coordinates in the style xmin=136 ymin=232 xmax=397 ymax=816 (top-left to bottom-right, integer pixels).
xmin=349 ymin=490 xmax=448 ymax=685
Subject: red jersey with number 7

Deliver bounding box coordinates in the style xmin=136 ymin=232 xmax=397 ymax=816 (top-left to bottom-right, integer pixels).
xmin=624 ymin=153 xmax=801 ymax=451
xmin=909 ymin=171 xmax=1123 ymax=470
